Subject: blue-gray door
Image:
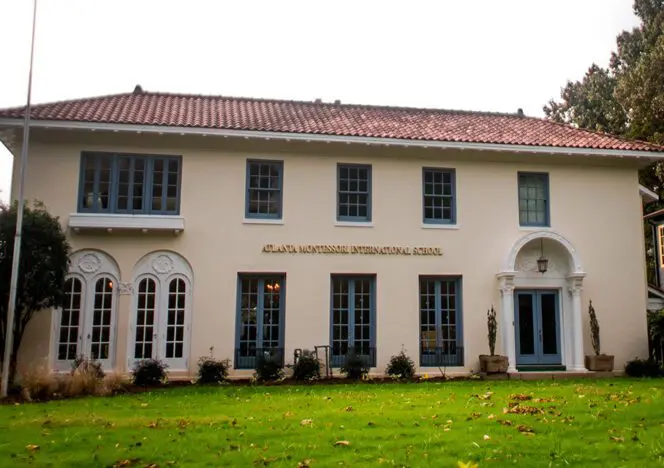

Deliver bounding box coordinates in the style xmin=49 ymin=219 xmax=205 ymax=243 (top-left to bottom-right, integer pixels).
xmin=515 ymin=290 xmax=561 ymax=366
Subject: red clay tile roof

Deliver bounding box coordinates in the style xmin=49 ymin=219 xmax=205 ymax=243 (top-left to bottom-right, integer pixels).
xmin=0 ymin=88 xmax=662 ymax=152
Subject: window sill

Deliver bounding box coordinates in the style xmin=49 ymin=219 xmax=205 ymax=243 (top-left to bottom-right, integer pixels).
xmin=334 ymin=221 xmax=374 ymax=228
xmin=243 ymin=218 xmax=285 ymax=225
xmin=518 ymin=225 xmax=552 ymax=231
xmin=421 ymin=223 xmax=460 ymax=230
xmin=69 ymin=213 xmax=185 ymax=234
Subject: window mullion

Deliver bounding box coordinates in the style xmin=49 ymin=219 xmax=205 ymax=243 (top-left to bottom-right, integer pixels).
xmin=145 ymin=158 xmax=154 ymax=214
xmin=109 ymin=155 xmax=119 ymax=214
xmin=127 ymin=157 xmax=135 ymax=213
xmin=348 ymin=279 xmax=355 ymax=346
xmin=161 ymin=158 xmax=169 ymax=214
xmin=435 ymin=281 xmax=442 ymax=349
xmin=257 ymin=279 xmax=264 ymax=348
xmin=92 ymin=155 xmax=101 ymax=212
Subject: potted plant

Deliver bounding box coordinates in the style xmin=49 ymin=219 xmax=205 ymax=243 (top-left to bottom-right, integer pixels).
xmin=479 ymin=305 xmax=509 ymax=373
xmin=585 ymin=300 xmax=614 ymax=371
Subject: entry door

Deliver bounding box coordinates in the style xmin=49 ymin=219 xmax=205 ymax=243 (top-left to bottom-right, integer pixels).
xmin=515 ymin=290 xmax=561 ymax=365
xmin=54 ymin=276 xmax=116 ymax=371
xmin=131 ymin=276 xmax=190 ymax=370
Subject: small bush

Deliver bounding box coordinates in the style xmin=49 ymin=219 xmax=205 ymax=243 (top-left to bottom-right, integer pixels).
xmin=19 ymin=365 xmax=64 ymax=401
xmin=340 ymin=353 xmax=369 ymax=380
xmin=255 ymin=353 xmax=284 ymax=382
xmin=132 ymin=359 xmax=168 ymax=386
xmin=386 ymin=349 xmax=416 ymax=380
xmin=197 ymin=356 xmax=230 ymax=384
xmin=68 ymin=368 xmax=104 ymax=396
xmin=71 ymin=356 xmax=105 ymax=380
xmin=624 ymin=358 xmax=662 ymax=377
xmin=291 ymin=351 xmax=321 ymax=381
xmin=103 ymin=373 xmax=130 ymax=395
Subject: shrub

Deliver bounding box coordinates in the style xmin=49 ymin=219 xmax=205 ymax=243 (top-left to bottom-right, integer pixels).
xmin=588 ymin=300 xmax=602 ymax=355
xmin=624 ymin=358 xmax=662 ymax=377
xmin=487 ymin=305 xmax=498 ymax=356
xmin=68 ymin=368 xmax=104 ymax=396
xmin=291 ymin=350 xmax=321 ymax=381
xmin=197 ymin=356 xmax=230 ymax=384
xmin=340 ymin=353 xmax=369 ymax=380
xmin=19 ymin=365 xmax=64 ymax=401
xmin=71 ymin=356 xmax=105 ymax=379
xmin=132 ymin=359 xmax=168 ymax=386
xmin=386 ymin=349 xmax=415 ymax=380
xmin=103 ymin=373 xmax=130 ymax=395
xmin=255 ymin=353 xmax=284 ymax=382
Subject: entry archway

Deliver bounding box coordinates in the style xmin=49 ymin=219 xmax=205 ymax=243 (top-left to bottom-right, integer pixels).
xmin=497 ymin=230 xmax=586 ymax=373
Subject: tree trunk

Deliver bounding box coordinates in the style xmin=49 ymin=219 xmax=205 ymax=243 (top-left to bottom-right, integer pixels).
xmin=8 ymin=325 xmax=24 ymax=388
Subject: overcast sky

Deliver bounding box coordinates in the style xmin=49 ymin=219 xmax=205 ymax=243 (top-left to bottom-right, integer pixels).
xmin=0 ymin=0 xmax=642 ymax=202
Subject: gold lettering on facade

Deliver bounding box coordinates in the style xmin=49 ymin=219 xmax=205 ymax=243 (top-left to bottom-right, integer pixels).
xmin=262 ymin=244 xmax=442 ymax=256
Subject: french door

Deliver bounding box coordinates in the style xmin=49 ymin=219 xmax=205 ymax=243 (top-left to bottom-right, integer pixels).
xmin=515 ymin=290 xmax=561 ymax=366
xmin=54 ymin=276 xmax=116 ymax=371
xmin=330 ymin=276 xmax=376 ymax=367
xmin=131 ymin=276 xmax=190 ymax=370
xmin=235 ymin=275 xmax=285 ymax=369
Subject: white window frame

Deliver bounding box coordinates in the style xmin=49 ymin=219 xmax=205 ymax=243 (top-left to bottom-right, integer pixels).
xmin=128 ymin=251 xmax=193 ymax=371
xmin=51 ymin=250 xmax=120 ymax=372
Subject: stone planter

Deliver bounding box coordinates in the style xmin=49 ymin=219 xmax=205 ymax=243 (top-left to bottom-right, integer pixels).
xmin=585 ymin=354 xmax=614 ymax=372
xmin=479 ymin=355 xmax=509 ymax=373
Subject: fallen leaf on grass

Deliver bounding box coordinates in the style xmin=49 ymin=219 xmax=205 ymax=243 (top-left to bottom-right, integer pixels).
xmin=610 ymin=436 xmax=625 ymax=443
xmin=509 ymin=393 xmax=532 ymax=401
xmin=177 ymin=419 xmax=189 ymax=429
xmin=146 ymin=421 xmax=158 ymax=429
xmin=497 ymin=420 xmax=513 ymax=426
xmin=344 ymin=406 xmax=353 ymax=412
xmin=533 ymin=398 xmax=555 ymax=403
xmin=298 ymin=460 xmax=312 ymax=467
xmin=487 ymin=414 xmax=495 ymax=420
xmin=112 ymin=460 xmax=140 ymax=468
xmin=483 ymin=435 xmax=491 ymax=441
xmin=458 ymin=462 xmax=479 ymax=468
xmin=334 ymin=440 xmax=350 ymax=447
xmin=300 ymin=419 xmax=313 ymax=426
xmin=26 ymin=444 xmax=39 ymax=451
xmin=506 ymin=405 xmax=542 ymax=415
xmin=283 ymin=411 xmax=293 ymax=418
xmin=517 ymin=424 xmax=534 ymax=434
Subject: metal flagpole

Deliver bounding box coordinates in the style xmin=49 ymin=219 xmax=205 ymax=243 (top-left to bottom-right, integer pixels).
xmin=1 ymin=0 xmax=38 ymax=398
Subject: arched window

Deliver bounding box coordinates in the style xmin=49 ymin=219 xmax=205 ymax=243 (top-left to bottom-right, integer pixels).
xmin=53 ymin=251 xmax=119 ymax=371
xmin=130 ymin=252 xmax=193 ymax=370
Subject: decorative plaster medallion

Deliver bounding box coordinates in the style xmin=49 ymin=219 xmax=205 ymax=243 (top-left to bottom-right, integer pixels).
xmin=78 ymin=253 xmax=102 ymax=274
xmin=151 ymin=254 xmax=174 ymax=275
xmin=118 ymin=282 xmax=133 ymax=295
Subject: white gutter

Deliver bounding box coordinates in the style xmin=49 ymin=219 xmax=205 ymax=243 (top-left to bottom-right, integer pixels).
xmin=640 ymin=184 xmax=659 ymax=202
xmin=1 ymin=117 xmax=664 ymax=160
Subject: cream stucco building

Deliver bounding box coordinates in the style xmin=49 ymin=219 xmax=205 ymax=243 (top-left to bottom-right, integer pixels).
xmin=1 ymin=87 xmax=663 ymax=378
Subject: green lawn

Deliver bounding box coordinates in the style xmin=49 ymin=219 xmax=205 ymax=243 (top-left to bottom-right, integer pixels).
xmin=1 ymin=379 xmax=664 ymax=467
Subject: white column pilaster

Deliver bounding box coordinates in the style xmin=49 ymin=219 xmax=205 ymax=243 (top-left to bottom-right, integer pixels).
xmin=497 ymin=272 xmax=517 ymax=373
xmin=567 ymin=273 xmax=587 ymax=372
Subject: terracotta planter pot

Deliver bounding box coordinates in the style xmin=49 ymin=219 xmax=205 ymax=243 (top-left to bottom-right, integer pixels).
xmin=479 ymin=355 xmax=509 ymax=373
xmin=584 ymin=354 xmax=614 ymax=372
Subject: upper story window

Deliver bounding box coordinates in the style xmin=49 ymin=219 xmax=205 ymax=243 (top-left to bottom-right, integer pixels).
xmin=246 ymin=160 xmax=283 ymax=219
xmin=423 ymin=168 xmax=456 ymax=224
xmin=518 ymin=172 xmax=549 ymax=227
xmin=78 ymin=152 xmax=182 ymax=215
xmin=337 ymin=164 xmax=372 ymax=222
